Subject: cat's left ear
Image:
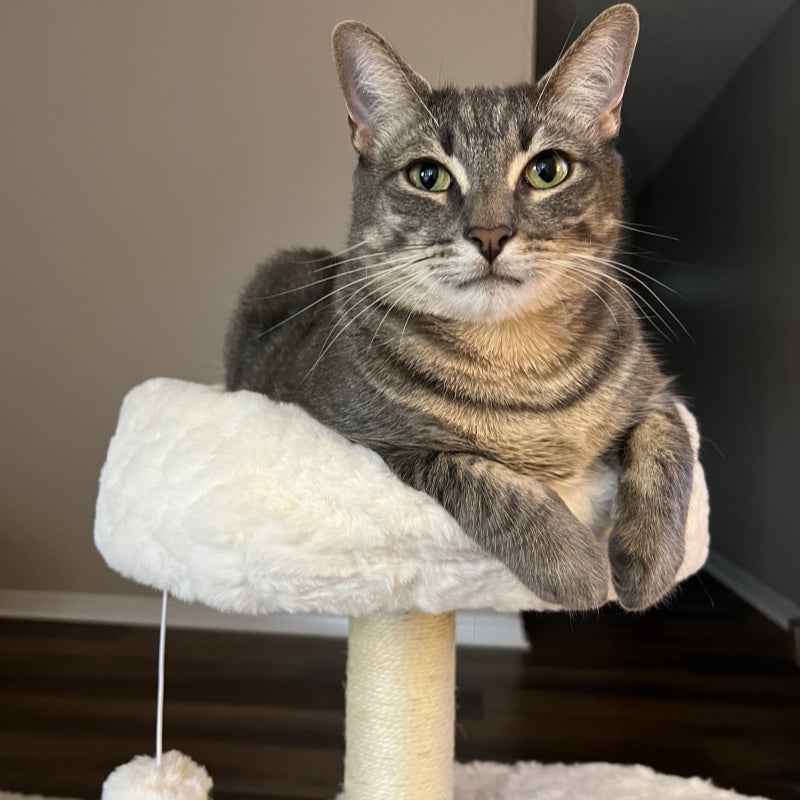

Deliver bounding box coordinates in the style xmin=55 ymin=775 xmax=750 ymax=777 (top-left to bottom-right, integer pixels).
xmin=332 ymin=21 xmax=433 ymax=156
xmin=537 ymin=3 xmax=639 ymax=140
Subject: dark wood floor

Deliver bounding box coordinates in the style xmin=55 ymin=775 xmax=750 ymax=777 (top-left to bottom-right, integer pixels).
xmin=0 ymin=572 xmax=797 ymax=800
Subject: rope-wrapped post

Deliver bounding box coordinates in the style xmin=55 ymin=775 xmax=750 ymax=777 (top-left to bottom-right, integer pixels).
xmin=344 ymin=611 xmax=456 ymax=800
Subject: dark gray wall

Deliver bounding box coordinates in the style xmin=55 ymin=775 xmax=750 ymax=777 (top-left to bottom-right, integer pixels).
xmin=536 ymin=0 xmax=795 ymax=194
xmin=632 ymin=2 xmax=800 ymax=605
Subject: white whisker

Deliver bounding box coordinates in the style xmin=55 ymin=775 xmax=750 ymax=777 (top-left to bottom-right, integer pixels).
xmin=545 ymin=260 xmax=621 ymax=335
xmin=368 ymin=270 xmax=431 ymax=348
xmin=256 ymin=254 xmax=424 ymax=336
xmin=549 ymin=256 xmax=679 ymax=341
xmin=255 ymin=251 xmax=426 ymax=301
xmin=572 ymin=252 xmax=691 ymax=340
xmin=306 ymin=243 xmax=432 ymax=274
xmin=286 ymin=240 xmax=369 ymax=264
xmin=400 ymin=272 xmax=449 ymax=340
xmin=304 ymin=268 xmax=428 ymax=379
xmin=613 ymin=221 xmax=680 ymax=242
xmin=578 ymin=251 xmax=684 ymax=298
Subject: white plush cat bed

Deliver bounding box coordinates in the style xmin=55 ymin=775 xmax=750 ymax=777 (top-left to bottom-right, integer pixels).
xmin=95 ymin=378 xmax=709 ymax=615
xmin=94 ymin=378 xmax=718 ymax=800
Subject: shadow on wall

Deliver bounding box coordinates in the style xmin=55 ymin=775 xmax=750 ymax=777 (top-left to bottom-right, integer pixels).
xmin=626 ymin=2 xmax=800 ymax=610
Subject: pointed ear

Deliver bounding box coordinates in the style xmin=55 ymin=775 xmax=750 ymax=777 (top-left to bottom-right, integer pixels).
xmin=332 ymin=21 xmax=433 ymax=156
xmin=537 ymin=3 xmax=639 ymax=140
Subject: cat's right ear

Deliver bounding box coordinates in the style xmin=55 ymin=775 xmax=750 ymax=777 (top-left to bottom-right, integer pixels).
xmin=332 ymin=21 xmax=432 ymax=156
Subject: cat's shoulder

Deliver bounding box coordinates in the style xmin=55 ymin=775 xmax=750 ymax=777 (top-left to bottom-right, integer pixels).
xmin=243 ymin=246 xmax=336 ymax=293
xmin=258 ymin=246 xmax=336 ymax=273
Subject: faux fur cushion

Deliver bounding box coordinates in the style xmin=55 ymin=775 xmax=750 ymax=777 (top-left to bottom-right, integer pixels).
xmin=94 ymin=378 xmax=709 ymax=616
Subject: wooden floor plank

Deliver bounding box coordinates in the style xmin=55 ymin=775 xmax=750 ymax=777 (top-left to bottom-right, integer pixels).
xmin=0 ymin=572 xmax=797 ymax=800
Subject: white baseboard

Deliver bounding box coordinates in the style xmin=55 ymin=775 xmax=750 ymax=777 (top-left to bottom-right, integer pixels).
xmin=705 ymin=550 xmax=799 ymax=630
xmin=0 ymin=588 xmax=528 ymax=649
xmin=3 ymin=552 xmax=794 ymax=644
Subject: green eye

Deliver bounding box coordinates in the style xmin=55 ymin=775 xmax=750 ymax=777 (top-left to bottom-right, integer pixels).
xmin=524 ymin=150 xmax=569 ymax=189
xmin=407 ymin=160 xmax=452 ymax=192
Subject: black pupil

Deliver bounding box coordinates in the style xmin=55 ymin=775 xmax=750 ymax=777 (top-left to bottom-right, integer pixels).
xmin=535 ymin=152 xmax=558 ymax=183
xmin=419 ymin=163 xmax=439 ymax=190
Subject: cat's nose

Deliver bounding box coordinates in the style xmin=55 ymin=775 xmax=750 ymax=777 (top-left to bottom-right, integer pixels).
xmin=466 ymin=225 xmax=515 ymax=263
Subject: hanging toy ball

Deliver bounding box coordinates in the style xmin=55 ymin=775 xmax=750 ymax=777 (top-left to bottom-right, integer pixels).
xmin=101 ymin=750 xmax=212 ymax=800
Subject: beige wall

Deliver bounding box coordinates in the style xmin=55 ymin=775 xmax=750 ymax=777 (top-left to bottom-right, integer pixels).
xmin=0 ymin=1 xmax=534 ymax=597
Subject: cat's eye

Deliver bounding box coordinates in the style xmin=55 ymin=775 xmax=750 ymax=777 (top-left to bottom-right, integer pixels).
xmin=407 ymin=161 xmax=452 ymax=192
xmin=524 ymin=150 xmax=570 ymax=189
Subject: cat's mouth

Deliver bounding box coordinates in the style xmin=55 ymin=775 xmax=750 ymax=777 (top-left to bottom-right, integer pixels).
xmin=458 ymin=271 xmax=523 ymax=289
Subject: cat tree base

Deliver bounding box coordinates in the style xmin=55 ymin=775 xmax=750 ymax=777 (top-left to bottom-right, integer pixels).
xmin=94 ymin=378 xmax=716 ymax=800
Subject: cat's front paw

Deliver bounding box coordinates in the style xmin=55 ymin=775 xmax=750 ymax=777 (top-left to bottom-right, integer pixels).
xmin=509 ymin=502 xmax=610 ymax=611
xmin=609 ymin=403 xmax=694 ymax=611
xmin=608 ymin=517 xmax=684 ymax=611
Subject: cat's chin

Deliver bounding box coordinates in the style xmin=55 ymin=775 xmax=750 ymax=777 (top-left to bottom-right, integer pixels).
xmin=437 ymin=279 xmax=541 ymax=323
xmin=457 ymin=272 xmax=523 ymax=290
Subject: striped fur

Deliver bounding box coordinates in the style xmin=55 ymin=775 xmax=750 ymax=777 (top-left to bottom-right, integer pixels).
xmin=225 ymin=5 xmax=694 ymax=610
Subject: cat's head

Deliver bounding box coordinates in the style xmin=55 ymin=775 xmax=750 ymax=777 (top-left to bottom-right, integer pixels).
xmin=331 ymin=5 xmax=639 ymax=322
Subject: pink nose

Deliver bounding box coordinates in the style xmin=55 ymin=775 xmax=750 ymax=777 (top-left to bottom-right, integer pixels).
xmin=467 ymin=225 xmax=514 ymax=263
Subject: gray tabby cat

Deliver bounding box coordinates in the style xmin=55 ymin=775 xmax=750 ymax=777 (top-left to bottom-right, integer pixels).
xmin=225 ymin=4 xmax=695 ymax=611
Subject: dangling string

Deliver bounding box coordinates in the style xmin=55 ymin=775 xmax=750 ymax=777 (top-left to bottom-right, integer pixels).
xmin=156 ymin=589 xmax=168 ymax=767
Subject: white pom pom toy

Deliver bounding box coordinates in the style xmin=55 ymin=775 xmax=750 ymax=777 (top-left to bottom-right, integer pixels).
xmin=101 ymin=751 xmax=212 ymax=800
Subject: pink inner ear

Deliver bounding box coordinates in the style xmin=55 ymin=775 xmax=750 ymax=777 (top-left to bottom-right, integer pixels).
xmin=347 ymin=113 xmax=372 ymax=152
xmin=600 ymin=98 xmax=625 ymax=138
xmin=334 ymin=35 xmax=381 ymax=154
xmin=334 ymin=32 xmax=377 ymax=132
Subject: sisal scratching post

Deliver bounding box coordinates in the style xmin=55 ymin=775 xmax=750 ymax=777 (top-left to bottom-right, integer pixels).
xmin=344 ymin=611 xmax=456 ymax=800
xmin=94 ymin=379 xmax=712 ymax=799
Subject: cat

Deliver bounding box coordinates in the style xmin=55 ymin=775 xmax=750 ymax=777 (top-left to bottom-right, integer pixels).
xmin=224 ymin=4 xmax=695 ymax=611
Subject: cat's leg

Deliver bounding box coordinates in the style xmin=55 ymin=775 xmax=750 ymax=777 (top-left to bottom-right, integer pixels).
xmin=609 ymin=400 xmax=694 ymax=610
xmin=385 ymin=450 xmax=610 ymax=610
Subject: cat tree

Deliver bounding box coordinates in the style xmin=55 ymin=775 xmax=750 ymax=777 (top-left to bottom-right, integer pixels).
xmin=94 ymin=377 xmax=719 ymax=800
